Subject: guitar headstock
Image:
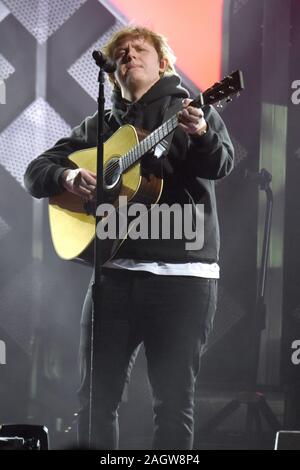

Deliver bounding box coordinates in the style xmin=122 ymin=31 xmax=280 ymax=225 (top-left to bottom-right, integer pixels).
xmin=191 ymin=70 xmax=244 ymax=108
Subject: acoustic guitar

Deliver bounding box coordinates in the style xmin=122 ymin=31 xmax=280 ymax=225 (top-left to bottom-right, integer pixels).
xmin=49 ymin=70 xmax=244 ymax=263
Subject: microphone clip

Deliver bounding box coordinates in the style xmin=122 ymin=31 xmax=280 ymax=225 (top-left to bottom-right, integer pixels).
xmin=92 ymin=50 xmax=116 ymax=73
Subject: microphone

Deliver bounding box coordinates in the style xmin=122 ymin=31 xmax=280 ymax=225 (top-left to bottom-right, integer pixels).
xmin=92 ymin=50 xmax=116 ymax=73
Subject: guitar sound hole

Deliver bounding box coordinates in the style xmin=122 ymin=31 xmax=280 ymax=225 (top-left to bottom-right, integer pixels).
xmin=104 ymin=158 xmax=121 ymax=190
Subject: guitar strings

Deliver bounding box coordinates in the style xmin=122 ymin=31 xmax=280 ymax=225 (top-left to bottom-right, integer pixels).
xmin=101 ymin=115 xmax=178 ymax=183
xmin=98 ymin=77 xmax=240 ymax=182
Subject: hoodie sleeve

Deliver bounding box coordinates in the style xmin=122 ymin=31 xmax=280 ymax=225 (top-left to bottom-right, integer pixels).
xmin=24 ymin=113 xmax=99 ymax=199
xmin=183 ymin=105 xmax=234 ymax=179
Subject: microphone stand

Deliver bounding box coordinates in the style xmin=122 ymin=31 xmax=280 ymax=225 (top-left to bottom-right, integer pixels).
xmin=197 ymin=169 xmax=282 ymax=448
xmin=88 ymin=52 xmax=115 ymax=448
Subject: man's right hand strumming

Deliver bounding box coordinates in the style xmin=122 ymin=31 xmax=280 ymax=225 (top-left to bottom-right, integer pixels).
xmin=61 ymin=168 xmax=97 ymax=201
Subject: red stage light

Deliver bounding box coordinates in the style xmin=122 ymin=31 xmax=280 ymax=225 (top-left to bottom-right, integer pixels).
xmin=108 ymin=0 xmax=224 ymax=90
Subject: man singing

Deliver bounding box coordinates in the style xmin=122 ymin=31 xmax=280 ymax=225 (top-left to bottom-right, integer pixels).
xmin=24 ymin=26 xmax=234 ymax=450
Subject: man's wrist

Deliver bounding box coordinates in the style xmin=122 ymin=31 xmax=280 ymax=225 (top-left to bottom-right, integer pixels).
xmin=59 ymin=168 xmax=72 ymax=189
xmin=193 ymin=121 xmax=208 ymax=137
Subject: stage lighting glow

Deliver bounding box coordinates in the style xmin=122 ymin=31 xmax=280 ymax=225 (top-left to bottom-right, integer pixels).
xmin=107 ymin=0 xmax=224 ymax=90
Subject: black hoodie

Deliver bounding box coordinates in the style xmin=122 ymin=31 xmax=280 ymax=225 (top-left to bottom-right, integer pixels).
xmin=24 ymin=75 xmax=234 ymax=264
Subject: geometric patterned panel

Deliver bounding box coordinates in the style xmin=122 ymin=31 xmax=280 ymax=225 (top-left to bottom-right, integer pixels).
xmin=0 ymin=53 xmax=15 ymax=80
xmin=68 ymin=20 xmax=123 ymax=106
xmin=2 ymin=0 xmax=87 ymax=43
xmin=0 ymin=97 xmax=71 ymax=186
xmin=0 ymin=0 xmax=10 ymax=22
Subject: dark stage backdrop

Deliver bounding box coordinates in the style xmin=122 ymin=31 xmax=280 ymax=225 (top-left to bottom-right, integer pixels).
xmin=282 ymin=0 xmax=300 ymax=429
xmin=0 ymin=0 xmax=293 ymax=447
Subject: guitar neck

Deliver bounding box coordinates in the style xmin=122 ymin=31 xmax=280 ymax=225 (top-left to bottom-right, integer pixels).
xmin=121 ymin=113 xmax=179 ymax=172
xmin=120 ymin=70 xmax=244 ymax=172
xmin=120 ymin=92 xmax=208 ymax=172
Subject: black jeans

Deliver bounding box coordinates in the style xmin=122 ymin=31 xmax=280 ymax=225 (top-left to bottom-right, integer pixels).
xmin=77 ymin=268 xmax=217 ymax=450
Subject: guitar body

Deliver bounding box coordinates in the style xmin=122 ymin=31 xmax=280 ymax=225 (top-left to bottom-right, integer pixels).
xmin=49 ymin=124 xmax=163 ymax=263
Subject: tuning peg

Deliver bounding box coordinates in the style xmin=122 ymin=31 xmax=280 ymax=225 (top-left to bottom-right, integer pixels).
xmin=226 ymin=97 xmax=233 ymax=103
xmin=216 ymin=101 xmax=223 ymax=108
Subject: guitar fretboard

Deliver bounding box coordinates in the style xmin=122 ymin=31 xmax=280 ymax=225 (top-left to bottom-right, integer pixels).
xmin=121 ymin=114 xmax=179 ymax=172
xmin=118 ymin=70 xmax=244 ymax=173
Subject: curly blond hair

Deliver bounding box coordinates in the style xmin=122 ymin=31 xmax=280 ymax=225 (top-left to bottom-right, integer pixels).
xmin=102 ymin=25 xmax=177 ymax=88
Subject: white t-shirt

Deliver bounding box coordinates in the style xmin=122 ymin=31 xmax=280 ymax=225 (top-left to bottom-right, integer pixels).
xmin=104 ymin=258 xmax=220 ymax=278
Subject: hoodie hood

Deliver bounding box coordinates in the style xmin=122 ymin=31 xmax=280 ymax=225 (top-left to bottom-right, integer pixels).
xmin=111 ymin=75 xmax=189 ymax=128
